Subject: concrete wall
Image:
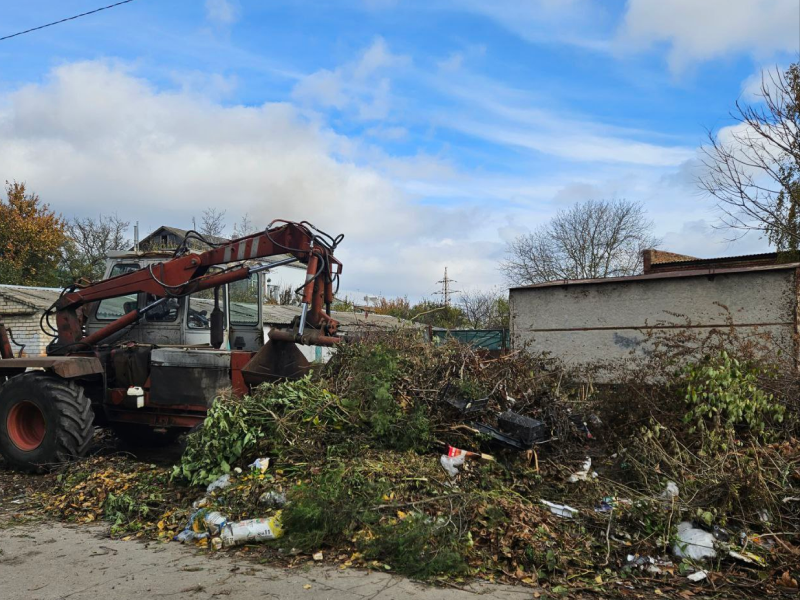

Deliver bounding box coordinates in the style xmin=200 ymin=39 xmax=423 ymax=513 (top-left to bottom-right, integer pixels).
xmin=0 ymin=299 xmax=49 ymax=356
xmin=510 ymin=268 xmax=798 ymax=379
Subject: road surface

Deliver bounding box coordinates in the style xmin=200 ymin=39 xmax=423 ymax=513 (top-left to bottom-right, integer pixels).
xmin=0 ymin=522 xmax=534 ymax=600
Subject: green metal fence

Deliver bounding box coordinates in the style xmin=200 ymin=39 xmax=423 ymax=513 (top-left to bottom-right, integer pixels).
xmin=432 ymin=328 xmax=509 ymax=351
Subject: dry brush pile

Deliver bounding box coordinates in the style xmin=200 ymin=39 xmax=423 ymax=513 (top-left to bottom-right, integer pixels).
xmin=3 ymin=326 xmax=799 ymax=597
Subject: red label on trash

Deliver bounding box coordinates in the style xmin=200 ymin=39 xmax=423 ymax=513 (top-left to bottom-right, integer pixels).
xmin=447 ymin=445 xmax=466 ymax=457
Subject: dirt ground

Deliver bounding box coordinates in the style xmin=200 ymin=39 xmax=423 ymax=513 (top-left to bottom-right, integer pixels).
xmin=0 ymin=522 xmax=537 ymax=600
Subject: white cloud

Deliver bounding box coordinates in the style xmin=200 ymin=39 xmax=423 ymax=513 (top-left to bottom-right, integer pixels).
xmin=660 ymin=219 xmax=769 ymax=257
xmin=741 ymin=65 xmax=788 ymax=102
xmin=292 ymin=37 xmax=409 ymax=120
xmin=451 ymin=0 xmax=611 ymax=51
xmin=619 ymin=0 xmax=798 ymax=72
xmin=205 ymin=0 xmax=240 ymax=25
xmin=0 ymin=60 xmax=507 ymax=298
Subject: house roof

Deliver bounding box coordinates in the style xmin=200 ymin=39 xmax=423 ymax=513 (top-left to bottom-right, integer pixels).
xmin=509 ymin=261 xmax=800 ymax=291
xmin=135 ymin=226 xmax=305 ymax=270
xmin=0 ymin=285 xmax=61 ymax=313
xmin=137 ymin=226 xmax=230 ymax=249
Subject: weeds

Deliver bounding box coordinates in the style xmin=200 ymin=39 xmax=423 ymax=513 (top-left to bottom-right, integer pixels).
xmin=281 ymin=463 xmax=387 ymax=552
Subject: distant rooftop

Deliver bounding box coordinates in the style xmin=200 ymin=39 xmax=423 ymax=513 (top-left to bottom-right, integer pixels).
xmin=512 ymin=249 xmax=797 ymax=291
xmin=643 ymin=249 xmax=783 ymax=274
xmin=0 ymin=284 xmax=61 ymax=312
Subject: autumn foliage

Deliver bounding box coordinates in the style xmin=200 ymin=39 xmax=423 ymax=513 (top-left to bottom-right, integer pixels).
xmin=0 ymin=181 xmax=67 ymax=286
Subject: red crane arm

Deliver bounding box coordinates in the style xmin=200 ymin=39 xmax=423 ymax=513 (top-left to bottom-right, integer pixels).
xmin=52 ymin=221 xmax=342 ymax=347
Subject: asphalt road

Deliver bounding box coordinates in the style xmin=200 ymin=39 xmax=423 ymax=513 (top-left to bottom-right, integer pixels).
xmin=0 ymin=522 xmax=535 ymax=600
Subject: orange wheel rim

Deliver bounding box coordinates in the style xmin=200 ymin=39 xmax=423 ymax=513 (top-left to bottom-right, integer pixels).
xmin=7 ymin=401 xmax=46 ymax=451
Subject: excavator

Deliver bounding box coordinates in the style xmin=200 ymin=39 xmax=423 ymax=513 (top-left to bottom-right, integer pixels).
xmin=0 ymin=220 xmax=343 ymax=470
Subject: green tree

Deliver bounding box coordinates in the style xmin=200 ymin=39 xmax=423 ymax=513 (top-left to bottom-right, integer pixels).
xmin=0 ymin=181 xmax=67 ymax=286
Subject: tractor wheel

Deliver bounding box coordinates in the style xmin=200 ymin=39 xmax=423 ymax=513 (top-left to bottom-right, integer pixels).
xmin=111 ymin=424 xmax=184 ymax=448
xmin=0 ymin=372 xmax=94 ymax=471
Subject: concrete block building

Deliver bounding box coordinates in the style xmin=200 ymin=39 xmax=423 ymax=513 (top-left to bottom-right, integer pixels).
xmin=0 ymin=285 xmax=61 ymax=356
xmin=509 ymin=250 xmax=800 ymax=380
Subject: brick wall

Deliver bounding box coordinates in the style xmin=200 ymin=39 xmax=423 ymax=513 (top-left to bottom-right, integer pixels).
xmin=0 ymin=297 xmax=48 ymax=356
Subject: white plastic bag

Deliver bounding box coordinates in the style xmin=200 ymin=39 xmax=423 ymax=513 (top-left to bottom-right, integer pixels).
xmin=672 ymin=522 xmax=717 ymax=560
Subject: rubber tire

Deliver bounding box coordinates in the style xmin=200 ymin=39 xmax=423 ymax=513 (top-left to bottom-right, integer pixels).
xmin=111 ymin=424 xmax=184 ymax=448
xmin=0 ymin=372 xmax=94 ymax=471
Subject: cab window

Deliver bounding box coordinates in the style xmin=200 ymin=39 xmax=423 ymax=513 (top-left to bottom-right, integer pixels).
xmin=95 ymin=263 xmax=140 ymax=320
xmin=187 ymin=288 xmax=221 ymax=329
xmin=228 ymin=275 xmax=259 ymax=326
xmin=144 ymin=294 xmax=180 ymax=322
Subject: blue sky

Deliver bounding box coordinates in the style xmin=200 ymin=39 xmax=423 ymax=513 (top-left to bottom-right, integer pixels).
xmin=0 ymin=0 xmax=798 ymax=298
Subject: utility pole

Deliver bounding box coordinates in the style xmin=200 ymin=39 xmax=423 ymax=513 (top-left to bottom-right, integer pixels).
xmin=434 ymin=267 xmax=459 ymax=307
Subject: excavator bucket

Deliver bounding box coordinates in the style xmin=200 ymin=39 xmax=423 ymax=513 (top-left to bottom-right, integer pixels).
xmin=241 ymin=339 xmax=313 ymax=385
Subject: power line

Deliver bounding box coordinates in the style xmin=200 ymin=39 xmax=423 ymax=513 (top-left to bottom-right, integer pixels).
xmin=0 ymin=0 xmax=136 ymax=42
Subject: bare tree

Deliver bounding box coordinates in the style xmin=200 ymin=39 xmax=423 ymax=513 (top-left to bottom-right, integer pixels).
xmin=200 ymin=207 xmax=226 ymax=237
xmin=458 ymin=288 xmax=508 ymax=329
xmin=700 ymin=64 xmax=800 ymax=250
xmin=501 ymin=199 xmax=659 ymax=286
xmin=61 ymin=214 xmax=130 ymax=283
xmin=232 ymin=213 xmax=257 ymax=238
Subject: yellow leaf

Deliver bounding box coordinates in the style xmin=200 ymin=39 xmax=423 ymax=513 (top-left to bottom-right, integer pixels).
xmin=303 ymin=584 xmax=312 ymax=590
xmin=397 ymin=510 xmax=408 ymax=520
xmin=595 ymin=575 xmax=603 ymax=584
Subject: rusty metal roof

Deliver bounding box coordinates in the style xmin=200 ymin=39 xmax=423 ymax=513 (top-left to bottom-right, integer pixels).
xmin=0 ymin=285 xmax=61 ymax=312
xmin=509 ymin=261 xmax=800 ymax=291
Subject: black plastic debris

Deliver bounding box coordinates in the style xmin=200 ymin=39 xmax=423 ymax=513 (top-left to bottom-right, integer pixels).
xmin=441 ymin=383 xmax=489 ymax=415
xmin=470 ymin=421 xmax=530 ymax=450
xmin=498 ymin=411 xmax=549 ymax=446
xmin=471 ymin=411 xmax=550 ymax=450
xmin=445 ymin=395 xmax=489 ymax=414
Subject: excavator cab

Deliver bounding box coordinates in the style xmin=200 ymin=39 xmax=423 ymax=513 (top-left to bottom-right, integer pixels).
xmin=83 ymin=252 xmax=315 ymax=385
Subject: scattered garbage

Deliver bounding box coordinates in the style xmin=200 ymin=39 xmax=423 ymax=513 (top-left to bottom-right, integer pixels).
xmin=626 ymin=554 xmax=674 ymax=575
xmin=710 ymin=524 xmax=730 ymax=542
xmin=687 ymin=570 xmax=708 ymax=582
xmin=757 ymin=509 xmax=772 ymax=523
xmin=206 ymin=474 xmax=231 ymax=493
xmin=439 ymin=446 xmax=494 ymax=478
xmin=174 ymin=508 xmax=212 ymax=543
xmin=741 ymin=532 xmax=775 ymax=551
xmin=440 ymin=447 xmax=468 ymax=478
xmin=672 ymin=522 xmax=717 ymax=560
xmin=258 ymin=490 xmax=287 ymax=508
xmin=211 ymin=537 xmax=223 ymax=551
xmin=312 ymin=551 xmax=323 ymax=561
xmin=569 ymin=414 xmax=593 ymax=439
xmin=498 ymin=411 xmax=548 ymax=446
xmin=659 ymin=481 xmax=679 ymax=501
xmin=729 ymin=550 xmax=766 ymax=567
xmin=541 ymin=499 xmax=578 ymax=519
xmin=249 ymin=458 xmax=271 ymax=472
xmin=567 ymin=457 xmax=598 ymax=482
xmin=220 ymin=513 xmax=284 ymax=547
xmin=442 ymin=384 xmax=489 ymax=414
xmin=595 ymin=498 xmax=614 ymax=513
xmin=470 ymin=422 xmax=528 ymax=450
xmin=203 ymin=511 xmax=228 ymax=536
